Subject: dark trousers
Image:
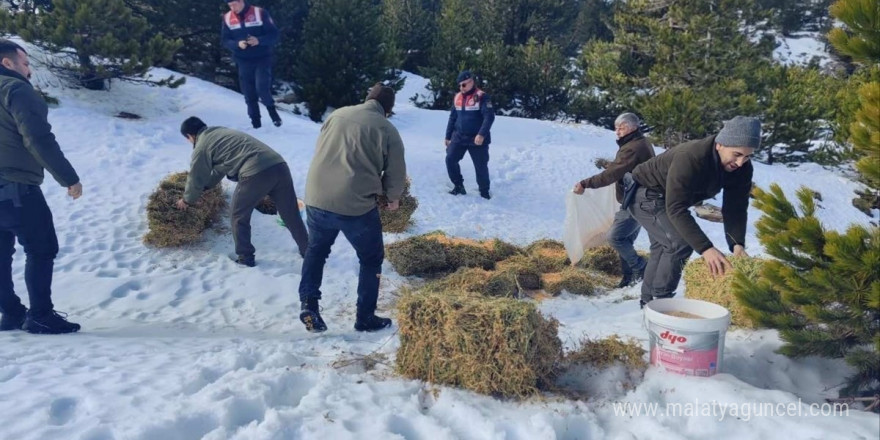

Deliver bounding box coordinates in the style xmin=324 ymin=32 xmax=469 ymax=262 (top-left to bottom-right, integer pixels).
xmin=608 ymin=208 xmax=645 ymax=276
xmin=231 ymin=163 xmax=309 ymax=257
xmin=236 ymin=57 xmax=275 ymax=122
xmin=628 ymin=187 xmax=693 ymax=304
xmin=446 ymin=141 xmax=490 ymax=192
xmin=298 ymin=206 xmax=384 ymax=318
xmin=0 ymin=186 xmax=59 ymax=316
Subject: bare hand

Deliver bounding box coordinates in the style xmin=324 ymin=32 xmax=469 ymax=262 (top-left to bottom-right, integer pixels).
xmin=733 ymin=245 xmax=748 ymax=257
xmin=444 ymin=139 xmax=450 ymax=147
xmin=702 ymin=247 xmax=733 ymax=278
xmin=572 ymin=182 xmax=585 ymax=195
xmin=386 ymin=200 xmax=400 ymax=211
xmin=246 ymin=36 xmax=259 ymax=46
xmin=238 ymin=40 xmax=248 ymax=50
xmin=474 ymin=134 xmax=485 ymax=146
xmin=175 ymin=199 xmax=189 ymax=210
xmin=67 ymin=182 xmax=82 ymax=200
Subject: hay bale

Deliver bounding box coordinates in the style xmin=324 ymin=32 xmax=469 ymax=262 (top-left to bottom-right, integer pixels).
xmin=423 ymin=267 xmax=520 ymax=298
xmin=144 ymin=172 xmax=227 ymax=247
xmin=682 ymin=256 xmax=764 ymax=328
xmin=525 ymin=239 xmax=570 ymax=273
xmin=577 ymin=245 xmax=622 ymax=276
xmin=379 ymin=178 xmax=419 ymax=233
xmin=396 ymin=290 xmax=562 ymax=398
xmin=254 ymin=195 xmax=277 ymax=215
xmin=541 ymin=267 xmax=597 ymax=296
xmin=386 ymin=235 xmax=449 ymax=276
xmin=387 ymin=232 xmax=521 ymax=277
xmin=496 ymin=255 xmax=542 ymax=290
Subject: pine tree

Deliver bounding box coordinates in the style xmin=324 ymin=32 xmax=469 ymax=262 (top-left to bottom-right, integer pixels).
xmin=1 ymin=0 xmax=182 ymax=89
xmin=294 ymin=0 xmax=399 ymax=121
xmin=383 ymin=0 xmax=439 ymax=73
xmin=828 ymin=0 xmax=880 ymax=205
xmin=417 ymin=0 xmax=480 ymax=109
xmin=732 ymin=184 xmax=880 ymax=401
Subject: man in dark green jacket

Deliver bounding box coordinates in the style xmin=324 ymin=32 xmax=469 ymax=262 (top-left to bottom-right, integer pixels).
xmin=177 ymin=117 xmax=308 ymax=266
xmin=298 ymin=83 xmax=406 ymax=333
xmin=629 ymin=116 xmax=760 ymax=308
xmin=0 ymin=40 xmax=82 ymax=334
xmin=573 ymin=112 xmax=655 ymax=287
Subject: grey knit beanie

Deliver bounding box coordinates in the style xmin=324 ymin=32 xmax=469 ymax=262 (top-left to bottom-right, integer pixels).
xmin=716 ymin=116 xmax=762 ymax=149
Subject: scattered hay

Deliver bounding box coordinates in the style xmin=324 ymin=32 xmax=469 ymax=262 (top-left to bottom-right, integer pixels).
xmin=525 ymin=239 xmax=570 ymax=273
xmin=379 ymin=178 xmax=419 ymax=233
xmin=386 ymin=231 xmax=520 ymax=277
xmin=682 ymin=256 xmax=764 ymax=328
xmin=564 ymin=335 xmax=647 ymax=370
xmin=541 ymin=267 xmax=598 ymax=296
xmin=577 ymin=245 xmax=621 ymax=276
xmin=694 ymin=203 xmax=723 ymax=223
xmin=496 ymin=255 xmax=543 ymax=290
xmin=144 ymin=172 xmax=227 ymax=247
xmin=422 ymin=266 xmax=521 ymax=298
xmin=254 ymin=195 xmax=277 ymax=215
xmin=396 ymin=289 xmax=562 ymax=398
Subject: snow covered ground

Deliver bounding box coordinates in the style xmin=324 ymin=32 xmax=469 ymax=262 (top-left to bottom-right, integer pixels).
xmin=773 ymin=32 xmax=835 ymax=68
xmin=1 ymin=40 xmax=878 ymax=439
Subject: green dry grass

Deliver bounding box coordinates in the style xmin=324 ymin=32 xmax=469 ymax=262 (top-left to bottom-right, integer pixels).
xmin=379 ymin=178 xmax=419 ymax=233
xmin=396 ymin=289 xmax=562 ymax=398
xmin=682 ymin=256 xmax=764 ymax=328
xmin=144 ymin=172 xmax=227 ymax=247
xmin=525 ymin=239 xmax=570 ymax=273
xmin=386 ymin=231 xmax=522 ymax=277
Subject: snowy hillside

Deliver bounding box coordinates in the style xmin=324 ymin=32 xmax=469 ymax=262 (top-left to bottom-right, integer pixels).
xmin=0 ymin=40 xmax=877 ymax=440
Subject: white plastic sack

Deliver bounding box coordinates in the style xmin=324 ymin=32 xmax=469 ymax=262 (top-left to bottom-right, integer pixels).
xmin=563 ymin=185 xmax=618 ymax=265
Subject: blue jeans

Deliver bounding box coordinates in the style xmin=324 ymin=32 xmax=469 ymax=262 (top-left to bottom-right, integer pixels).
xmin=298 ymin=206 xmax=384 ymax=317
xmin=236 ymin=56 xmax=275 ymax=122
xmin=607 ymin=208 xmax=646 ymax=276
xmin=446 ymin=141 xmax=490 ymax=192
xmin=0 ymin=186 xmax=59 ymax=316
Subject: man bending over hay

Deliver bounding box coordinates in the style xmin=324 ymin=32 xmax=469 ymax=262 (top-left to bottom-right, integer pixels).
xmin=176 ymin=116 xmax=308 ymax=267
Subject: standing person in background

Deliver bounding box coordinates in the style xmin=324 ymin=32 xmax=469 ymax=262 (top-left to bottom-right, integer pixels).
xmin=221 ymin=0 xmax=283 ymax=129
xmin=628 ymin=116 xmax=760 ymax=308
xmin=573 ymin=112 xmax=654 ymax=288
xmin=445 ymin=70 xmax=495 ymax=199
xmin=0 ymin=40 xmax=83 ymax=334
xmin=298 ymin=83 xmax=406 ymax=334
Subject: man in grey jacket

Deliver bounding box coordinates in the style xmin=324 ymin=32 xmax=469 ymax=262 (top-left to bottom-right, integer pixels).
xmin=0 ymin=40 xmax=82 ymax=334
xmin=298 ymin=82 xmax=406 ymax=333
xmin=177 ymin=117 xmax=308 ymax=266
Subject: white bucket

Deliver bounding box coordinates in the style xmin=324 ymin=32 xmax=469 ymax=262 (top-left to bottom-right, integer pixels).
xmin=644 ymin=298 xmax=731 ymax=376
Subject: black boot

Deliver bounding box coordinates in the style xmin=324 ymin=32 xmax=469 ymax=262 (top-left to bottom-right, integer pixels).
xmin=354 ymin=314 xmax=392 ymax=332
xmin=616 ymin=274 xmax=634 ymax=289
xmin=449 ymin=185 xmax=466 ymax=196
xmin=230 ymin=254 xmax=256 ymax=267
xmin=251 ymin=118 xmax=262 ymax=129
xmin=23 ymin=310 xmax=81 ymax=334
xmin=480 ymin=189 xmax=491 ymax=200
xmin=267 ymin=107 xmax=282 ymax=127
xmin=0 ymin=308 xmax=26 ymax=331
xmin=300 ymin=298 xmax=327 ymax=333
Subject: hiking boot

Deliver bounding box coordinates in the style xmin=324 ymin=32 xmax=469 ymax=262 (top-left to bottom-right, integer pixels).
xmin=267 ymin=107 xmax=282 ymax=127
xmin=251 ymin=118 xmax=262 ymax=129
xmin=616 ymin=274 xmax=634 ymax=289
xmin=299 ymin=299 xmax=327 ymax=333
xmin=449 ymin=185 xmax=466 ymax=196
xmin=354 ymin=314 xmax=392 ymax=332
xmin=480 ymin=190 xmax=491 ymax=200
xmin=23 ymin=310 xmax=81 ymax=334
xmin=230 ymin=254 xmax=256 ymax=267
xmin=0 ymin=308 xmax=26 ymax=331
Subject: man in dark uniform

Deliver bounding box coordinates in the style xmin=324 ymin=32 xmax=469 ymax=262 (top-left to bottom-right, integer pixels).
xmin=445 ymin=70 xmax=495 ymax=199
xmin=221 ymin=0 xmax=282 ymax=129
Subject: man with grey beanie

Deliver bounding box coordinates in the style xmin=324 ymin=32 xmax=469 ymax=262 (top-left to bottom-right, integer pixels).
xmin=627 ymin=116 xmax=760 ymax=308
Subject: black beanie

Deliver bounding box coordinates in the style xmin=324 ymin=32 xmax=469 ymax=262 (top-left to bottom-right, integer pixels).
xmin=366 ymin=82 xmax=395 ymax=114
